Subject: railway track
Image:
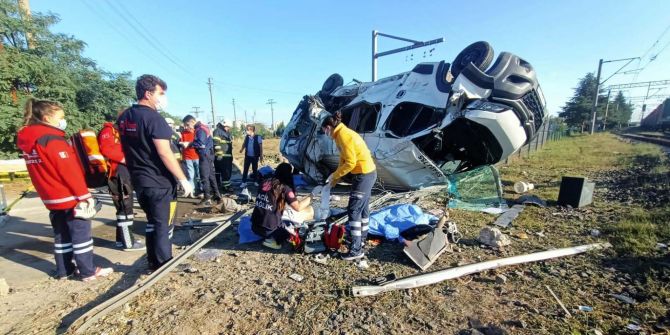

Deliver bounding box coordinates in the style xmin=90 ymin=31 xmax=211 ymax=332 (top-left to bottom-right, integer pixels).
xmin=619 ymin=132 xmax=670 ymax=148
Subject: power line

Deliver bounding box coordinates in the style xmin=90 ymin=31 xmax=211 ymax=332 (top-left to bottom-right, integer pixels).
xmin=102 ymin=0 xmax=192 ymax=76
xmin=211 ymin=79 xmax=304 ymax=95
xmin=111 ymin=1 xmax=184 ymax=64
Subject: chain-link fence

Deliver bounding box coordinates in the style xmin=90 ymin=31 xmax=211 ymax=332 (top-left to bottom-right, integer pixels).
xmin=505 ymin=118 xmax=568 ymax=164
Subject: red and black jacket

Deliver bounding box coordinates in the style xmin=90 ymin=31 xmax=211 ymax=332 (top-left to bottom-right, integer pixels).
xmin=98 ymin=122 xmax=125 ymax=177
xmin=17 ymin=124 xmax=92 ymax=210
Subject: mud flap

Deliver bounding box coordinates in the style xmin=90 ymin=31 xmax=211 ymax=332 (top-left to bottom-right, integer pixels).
xmin=403 ymin=225 xmax=450 ymax=271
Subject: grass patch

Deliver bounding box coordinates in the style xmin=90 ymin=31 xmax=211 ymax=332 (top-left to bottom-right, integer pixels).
xmin=607 ymin=207 xmax=670 ymax=256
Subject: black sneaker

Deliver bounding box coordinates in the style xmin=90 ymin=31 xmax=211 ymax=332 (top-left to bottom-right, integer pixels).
xmin=340 ymin=252 xmax=364 ymax=261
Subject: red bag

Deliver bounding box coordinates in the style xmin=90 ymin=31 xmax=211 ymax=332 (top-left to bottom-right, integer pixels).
xmin=323 ymin=223 xmax=345 ymax=250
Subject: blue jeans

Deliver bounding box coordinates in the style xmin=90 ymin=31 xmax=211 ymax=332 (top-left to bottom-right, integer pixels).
xmin=185 ymin=159 xmax=200 ymax=192
xmin=348 ymin=170 xmax=377 ymax=256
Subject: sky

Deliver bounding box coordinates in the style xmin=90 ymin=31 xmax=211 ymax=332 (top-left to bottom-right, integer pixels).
xmin=30 ymin=0 xmax=670 ymax=125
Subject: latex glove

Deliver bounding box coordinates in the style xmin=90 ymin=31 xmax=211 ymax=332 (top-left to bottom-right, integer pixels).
xmin=179 ymin=141 xmax=190 ymax=148
xmin=85 ymin=197 xmax=97 ymax=208
xmin=179 ymin=179 xmax=194 ymax=198
xmin=326 ymin=173 xmax=336 ymax=187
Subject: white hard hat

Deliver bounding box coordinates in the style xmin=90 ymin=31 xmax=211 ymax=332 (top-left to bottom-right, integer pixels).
xmin=222 ymin=120 xmax=231 ymax=127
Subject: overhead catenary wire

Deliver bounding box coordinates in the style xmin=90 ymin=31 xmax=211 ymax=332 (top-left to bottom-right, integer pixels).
xmin=101 ymin=0 xmax=193 ymax=77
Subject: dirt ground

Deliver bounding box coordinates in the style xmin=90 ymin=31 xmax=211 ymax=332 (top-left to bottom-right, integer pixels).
xmin=1 ymin=134 xmax=669 ymax=335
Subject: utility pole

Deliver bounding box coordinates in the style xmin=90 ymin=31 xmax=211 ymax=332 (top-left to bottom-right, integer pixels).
xmin=207 ymin=77 xmax=215 ymax=125
xmin=603 ymin=89 xmax=611 ymax=131
xmin=18 ymin=0 xmax=35 ymax=49
xmin=244 ymin=110 xmax=248 ymax=124
xmin=590 ymin=57 xmax=639 ymax=134
xmin=589 ymin=59 xmax=603 ymax=135
xmin=231 ymin=98 xmax=237 ymax=126
xmin=640 ymin=82 xmax=653 ymax=122
xmin=252 ymin=110 xmax=256 ymax=124
xmin=266 ymin=99 xmax=276 ymax=130
xmin=191 ymin=106 xmax=201 ymax=120
xmin=372 ymin=30 xmax=444 ymax=81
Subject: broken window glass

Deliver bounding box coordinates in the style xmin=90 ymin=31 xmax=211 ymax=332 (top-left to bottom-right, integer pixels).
xmin=385 ymin=102 xmax=445 ymax=137
xmin=447 ymin=165 xmax=506 ymax=211
xmin=341 ymin=103 xmax=380 ymax=133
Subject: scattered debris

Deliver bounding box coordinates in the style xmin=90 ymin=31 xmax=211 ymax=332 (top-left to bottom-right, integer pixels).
xmin=590 ymin=229 xmax=601 ymax=237
xmin=0 ymin=277 xmax=9 ymax=296
xmin=611 ymin=293 xmax=637 ymax=305
xmin=493 ymin=204 xmax=524 ymax=228
xmin=513 ymin=232 xmax=529 ymax=239
xmin=495 ymin=274 xmax=508 ymax=285
xmin=289 ymin=273 xmax=304 ymax=282
xmin=356 ymin=259 xmax=370 ymax=270
xmin=626 ymin=324 xmax=641 ymax=331
xmin=656 ymin=242 xmax=668 ymax=249
xmin=545 ymin=285 xmax=572 ymax=318
xmin=193 ymin=248 xmax=224 ymax=262
xmin=578 ymin=305 xmax=593 ymax=312
xmin=478 ymin=227 xmax=511 ymax=247
xmin=404 ymin=216 xmax=451 ymax=270
xmin=312 ymin=254 xmax=329 ymax=265
xmin=352 ymin=243 xmax=610 ymax=297
xmin=513 ymin=181 xmax=534 ymax=194
xmin=517 ymin=194 xmax=547 ymax=207
xmin=184 ymin=267 xmax=199 ymax=274
xmin=218 ymin=197 xmax=240 ymax=213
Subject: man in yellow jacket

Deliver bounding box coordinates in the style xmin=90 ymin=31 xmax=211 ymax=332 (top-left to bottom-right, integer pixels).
xmin=321 ymin=111 xmax=377 ymax=260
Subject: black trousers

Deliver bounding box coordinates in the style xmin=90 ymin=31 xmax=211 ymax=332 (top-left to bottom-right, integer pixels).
xmin=50 ymin=209 xmax=95 ymax=277
xmin=135 ymin=186 xmax=177 ymax=270
xmin=215 ymin=156 xmax=233 ymax=188
xmin=199 ymin=153 xmax=221 ymax=199
xmin=108 ymin=164 xmax=136 ymax=248
xmin=242 ymin=155 xmax=259 ymax=183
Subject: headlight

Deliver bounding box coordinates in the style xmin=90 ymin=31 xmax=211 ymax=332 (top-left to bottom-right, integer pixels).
xmin=467 ymin=100 xmax=509 ymax=112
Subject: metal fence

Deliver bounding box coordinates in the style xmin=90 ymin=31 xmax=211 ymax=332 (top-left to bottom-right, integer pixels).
xmin=505 ymin=119 xmax=568 ymax=164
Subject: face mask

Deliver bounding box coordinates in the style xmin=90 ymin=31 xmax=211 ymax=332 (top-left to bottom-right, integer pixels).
xmin=57 ymin=119 xmax=67 ymax=130
xmin=154 ymin=94 xmax=168 ymax=110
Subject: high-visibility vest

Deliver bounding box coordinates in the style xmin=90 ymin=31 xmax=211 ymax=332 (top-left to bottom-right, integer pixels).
xmin=71 ymin=129 xmax=108 ymax=188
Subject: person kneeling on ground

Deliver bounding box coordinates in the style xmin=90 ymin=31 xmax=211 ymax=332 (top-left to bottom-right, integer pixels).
xmin=17 ymin=98 xmax=113 ymax=281
xmin=251 ymin=163 xmax=312 ymax=249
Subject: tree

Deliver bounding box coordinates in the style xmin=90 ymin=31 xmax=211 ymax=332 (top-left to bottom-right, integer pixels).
xmin=559 ymin=73 xmax=608 ymax=132
xmin=0 ymin=0 xmax=135 ymax=157
xmin=274 ymin=121 xmax=286 ymax=137
xmin=605 ymin=91 xmax=633 ymax=129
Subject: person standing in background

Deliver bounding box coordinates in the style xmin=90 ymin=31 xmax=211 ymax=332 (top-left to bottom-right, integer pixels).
xmin=212 ymin=120 xmax=233 ymax=192
xmin=98 ymin=117 xmax=144 ymax=251
xmin=240 ymin=124 xmax=263 ymax=185
xmin=180 ymin=116 xmax=200 ymax=198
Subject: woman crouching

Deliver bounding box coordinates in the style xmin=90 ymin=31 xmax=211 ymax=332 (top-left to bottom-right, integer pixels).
xmin=251 ymin=163 xmax=312 ymax=249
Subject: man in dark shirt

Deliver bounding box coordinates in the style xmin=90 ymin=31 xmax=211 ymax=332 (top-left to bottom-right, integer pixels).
xmin=117 ymin=74 xmax=194 ymax=270
xmin=239 ymin=124 xmax=263 ymax=185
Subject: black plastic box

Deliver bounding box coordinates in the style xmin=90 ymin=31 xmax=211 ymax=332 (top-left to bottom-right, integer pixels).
xmin=557 ymin=176 xmax=595 ymax=208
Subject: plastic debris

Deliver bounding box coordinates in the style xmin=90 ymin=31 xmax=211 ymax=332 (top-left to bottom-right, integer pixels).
xmin=289 ymin=273 xmax=304 ymax=282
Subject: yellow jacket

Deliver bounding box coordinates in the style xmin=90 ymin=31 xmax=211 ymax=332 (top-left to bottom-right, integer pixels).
xmin=331 ymin=123 xmax=376 ymax=186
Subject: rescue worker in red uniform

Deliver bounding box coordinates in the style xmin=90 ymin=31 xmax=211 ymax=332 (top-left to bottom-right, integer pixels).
xmin=98 ymin=119 xmax=144 ymax=251
xmin=17 ymin=98 xmax=113 ymax=281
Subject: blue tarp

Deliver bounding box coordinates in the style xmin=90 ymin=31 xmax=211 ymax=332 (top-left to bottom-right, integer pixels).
xmin=238 ymin=216 xmax=263 ymax=244
xmin=368 ymin=204 xmax=436 ymax=242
